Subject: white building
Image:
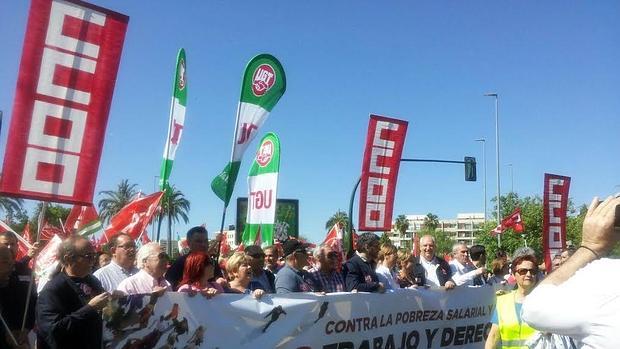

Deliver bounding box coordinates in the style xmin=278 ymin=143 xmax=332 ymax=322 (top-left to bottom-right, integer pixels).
xmin=388 ymin=213 xmax=485 ymax=249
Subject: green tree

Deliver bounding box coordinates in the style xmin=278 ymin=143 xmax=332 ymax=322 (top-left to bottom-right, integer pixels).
xmin=379 ymin=232 xmax=392 ymax=246
xmin=98 ymin=179 xmax=138 ymax=223
xmin=325 ymin=210 xmax=349 ymax=231
xmin=394 ymin=214 xmax=410 ymax=249
xmin=29 ymin=203 xmax=71 ymax=233
xmin=0 ymin=195 xmax=24 ymax=223
xmin=423 ymin=213 xmax=439 ymax=231
xmin=475 ymin=193 xmax=594 ymax=262
xmin=155 ymin=186 xmax=191 ymax=241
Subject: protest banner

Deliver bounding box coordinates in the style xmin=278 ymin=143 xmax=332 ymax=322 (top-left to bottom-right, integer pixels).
xmin=242 ymin=133 xmax=281 ymax=247
xmin=359 ymin=115 xmax=408 ymax=231
xmin=103 ymin=286 xmax=495 ymax=349
xmin=0 ymin=0 xmax=129 ymax=205
xmin=542 ymin=173 xmax=571 ymax=271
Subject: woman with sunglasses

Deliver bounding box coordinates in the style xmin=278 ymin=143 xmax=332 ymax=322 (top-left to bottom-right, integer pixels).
xmin=485 ymin=254 xmax=539 ymax=349
xmin=177 ymin=252 xmax=223 ymax=298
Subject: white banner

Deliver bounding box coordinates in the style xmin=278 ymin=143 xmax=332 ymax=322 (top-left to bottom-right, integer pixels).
xmin=103 ymin=286 xmax=495 ymax=349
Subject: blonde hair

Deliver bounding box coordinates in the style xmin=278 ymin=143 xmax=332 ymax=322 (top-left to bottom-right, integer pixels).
xmin=377 ymin=244 xmax=397 ymax=262
xmin=226 ymin=252 xmax=247 ymax=280
xmin=397 ymin=250 xmax=413 ymax=265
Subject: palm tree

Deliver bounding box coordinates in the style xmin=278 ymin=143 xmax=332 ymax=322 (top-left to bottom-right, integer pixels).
xmin=155 ymin=186 xmax=191 ymax=241
xmin=325 ymin=210 xmax=349 ymax=230
xmin=394 ymin=214 xmax=410 ymax=249
xmin=423 ymin=213 xmax=440 ymax=232
xmin=97 ymin=179 xmax=138 ymax=223
xmin=0 ymin=196 xmax=24 ymax=223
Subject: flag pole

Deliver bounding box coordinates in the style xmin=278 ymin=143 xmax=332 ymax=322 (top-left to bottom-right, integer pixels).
xmin=22 ymin=201 xmax=47 ymax=333
xmin=215 ymin=205 xmax=226 ymax=260
xmin=0 ymin=312 xmax=19 ymax=347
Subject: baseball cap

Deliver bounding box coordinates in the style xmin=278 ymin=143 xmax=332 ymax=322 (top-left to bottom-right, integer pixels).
xmin=282 ymin=239 xmax=309 ymax=257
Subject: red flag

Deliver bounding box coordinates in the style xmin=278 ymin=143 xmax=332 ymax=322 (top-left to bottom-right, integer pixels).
xmin=15 ymin=223 xmax=32 ymax=260
xmin=542 ymin=174 xmax=571 ymax=272
xmin=103 ymin=191 xmax=164 ymax=240
xmin=502 ymin=208 xmax=524 ymax=233
xmin=39 ymin=223 xmax=66 ymax=240
xmin=65 ymin=205 xmax=102 ymax=236
xmin=490 ymin=223 xmax=503 ymax=237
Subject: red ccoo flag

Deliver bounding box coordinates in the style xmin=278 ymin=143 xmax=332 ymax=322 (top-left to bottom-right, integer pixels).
xmin=16 ymin=223 xmax=33 ymax=260
xmin=103 ymin=191 xmax=164 ymax=240
xmin=65 ymin=205 xmax=102 ymax=236
xmin=490 ymin=207 xmax=524 ymax=236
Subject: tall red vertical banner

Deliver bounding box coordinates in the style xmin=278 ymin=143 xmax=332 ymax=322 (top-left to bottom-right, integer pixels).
xmin=359 ymin=115 xmax=408 ymax=231
xmin=542 ymin=173 xmax=571 ymax=271
xmin=0 ymin=0 xmax=129 ymax=205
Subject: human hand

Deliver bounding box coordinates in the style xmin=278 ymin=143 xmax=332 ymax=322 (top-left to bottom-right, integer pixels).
xmin=88 ymin=292 xmax=110 ymax=310
xmin=581 ymin=195 xmax=620 ymax=256
xmin=28 ymin=242 xmax=41 ymax=258
xmin=444 ymin=280 xmax=456 ymax=290
xmin=252 ymin=289 xmax=265 ymax=299
xmin=200 ymin=287 xmax=219 ymax=299
xmin=477 ymin=267 xmax=487 ymax=275
xmin=215 ymin=277 xmax=229 ymax=289
xmin=377 ymin=282 xmax=386 ymax=294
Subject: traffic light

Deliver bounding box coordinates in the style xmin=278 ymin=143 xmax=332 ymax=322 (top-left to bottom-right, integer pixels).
xmin=464 ymin=156 xmax=476 ymax=181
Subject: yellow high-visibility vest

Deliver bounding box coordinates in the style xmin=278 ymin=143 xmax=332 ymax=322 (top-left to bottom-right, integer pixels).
xmin=496 ymin=291 xmax=536 ymax=348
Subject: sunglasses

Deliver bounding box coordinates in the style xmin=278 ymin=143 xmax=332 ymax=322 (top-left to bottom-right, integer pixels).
xmin=75 ymin=252 xmax=97 ymax=260
xmin=515 ymin=268 xmax=538 ymax=276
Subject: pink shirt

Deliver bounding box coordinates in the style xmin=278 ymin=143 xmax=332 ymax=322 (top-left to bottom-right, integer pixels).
xmin=116 ymin=270 xmax=171 ymax=295
xmin=177 ymin=282 xmax=224 ymax=294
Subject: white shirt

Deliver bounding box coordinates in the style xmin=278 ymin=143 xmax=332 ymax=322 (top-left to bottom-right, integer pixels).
xmin=419 ymin=256 xmax=441 ymax=287
xmin=449 ymin=259 xmax=480 ymax=286
xmin=94 ymin=260 xmax=138 ymax=292
xmin=522 ymin=258 xmax=620 ymax=349
xmin=375 ymin=265 xmax=399 ymax=291
xmin=116 ymin=269 xmax=171 ymax=295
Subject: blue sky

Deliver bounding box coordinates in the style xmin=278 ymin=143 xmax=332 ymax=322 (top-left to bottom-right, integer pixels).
xmin=1 ymin=1 xmax=618 ymax=244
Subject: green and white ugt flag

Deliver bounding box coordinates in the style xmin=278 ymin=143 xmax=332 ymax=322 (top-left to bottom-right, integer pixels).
xmin=160 ymin=48 xmax=187 ymax=191
xmin=211 ymin=54 xmax=286 ymax=207
xmin=242 ymin=133 xmax=280 ymax=247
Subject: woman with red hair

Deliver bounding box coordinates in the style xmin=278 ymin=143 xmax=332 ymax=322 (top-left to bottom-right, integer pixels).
xmin=177 ymin=252 xmax=223 ymax=298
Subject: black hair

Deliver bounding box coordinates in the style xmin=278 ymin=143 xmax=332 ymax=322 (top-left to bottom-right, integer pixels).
xmin=356 ymin=232 xmax=379 ymax=253
xmin=187 ymin=226 xmax=208 ymax=241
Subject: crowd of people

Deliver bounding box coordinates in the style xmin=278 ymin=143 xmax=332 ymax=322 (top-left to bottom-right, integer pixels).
xmin=0 ymin=195 xmax=618 ymax=348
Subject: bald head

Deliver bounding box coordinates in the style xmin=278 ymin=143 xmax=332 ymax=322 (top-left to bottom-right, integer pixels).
xmin=420 ymin=235 xmax=436 ymax=261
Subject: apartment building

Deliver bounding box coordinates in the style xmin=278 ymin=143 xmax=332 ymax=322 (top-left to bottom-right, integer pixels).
xmin=388 ymin=213 xmax=485 ymax=249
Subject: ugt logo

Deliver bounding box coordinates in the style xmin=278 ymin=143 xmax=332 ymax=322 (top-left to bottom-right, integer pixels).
xmin=252 ymin=64 xmax=275 ymax=96
xmin=178 ymin=58 xmax=186 ymax=91
xmin=256 ymin=140 xmax=274 ymax=167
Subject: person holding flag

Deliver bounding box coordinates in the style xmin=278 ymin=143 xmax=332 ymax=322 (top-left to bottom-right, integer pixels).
xmin=211 ymin=54 xmax=286 ymax=249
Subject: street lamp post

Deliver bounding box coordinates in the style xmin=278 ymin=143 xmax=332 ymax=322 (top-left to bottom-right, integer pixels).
xmin=475 ymin=139 xmax=487 ymax=222
xmin=484 ymin=92 xmax=501 ymax=247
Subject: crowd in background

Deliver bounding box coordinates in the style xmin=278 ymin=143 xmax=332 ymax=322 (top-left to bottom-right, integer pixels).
xmin=0 ymin=195 xmax=618 ymax=348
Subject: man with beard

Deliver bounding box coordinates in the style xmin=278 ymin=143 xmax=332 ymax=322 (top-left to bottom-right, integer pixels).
xmin=94 ymin=233 xmax=138 ymax=291
xmin=342 ymin=233 xmax=385 ymax=293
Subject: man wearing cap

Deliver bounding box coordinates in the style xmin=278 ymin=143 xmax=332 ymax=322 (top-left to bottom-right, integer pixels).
xmin=245 ymin=245 xmax=275 ymax=293
xmin=165 ymin=226 xmax=224 ymax=290
xmin=342 ymin=232 xmax=385 ymax=293
xmin=275 ymin=239 xmax=322 ymax=294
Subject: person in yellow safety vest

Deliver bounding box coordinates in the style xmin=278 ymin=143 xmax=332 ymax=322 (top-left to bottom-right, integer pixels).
xmin=485 ymin=254 xmax=539 ymax=349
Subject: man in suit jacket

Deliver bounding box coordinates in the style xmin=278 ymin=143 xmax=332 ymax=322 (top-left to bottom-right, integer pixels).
xmin=37 ymin=236 xmax=110 ymax=349
xmin=415 ymin=235 xmax=456 ymax=289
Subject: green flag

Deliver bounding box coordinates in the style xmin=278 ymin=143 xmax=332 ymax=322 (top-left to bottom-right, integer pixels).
xmin=211 ymin=54 xmax=286 ymax=206
xmin=241 ymin=133 xmax=280 ymax=247
xmin=159 ymin=48 xmax=187 ymax=191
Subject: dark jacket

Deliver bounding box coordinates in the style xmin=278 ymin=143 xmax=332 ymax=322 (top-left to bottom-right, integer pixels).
xmin=398 ymin=262 xmax=428 ymax=288
xmin=0 ymin=269 xmax=36 ymax=348
xmin=275 ymin=265 xmax=322 ymax=294
xmin=415 ymin=255 xmax=453 ymax=286
xmin=166 ymin=253 xmax=223 ymax=290
xmin=343 ymin=254 xmax=381 ymax=292
xmin=37 ymin=272 xmax=104 ymax=349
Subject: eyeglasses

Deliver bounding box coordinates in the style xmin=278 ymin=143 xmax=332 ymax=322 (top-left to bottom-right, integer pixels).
xmin=515 ymin=268 xmax=538 ymax=276
xmin=76 ymin=252 xmax=97 ymax=260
